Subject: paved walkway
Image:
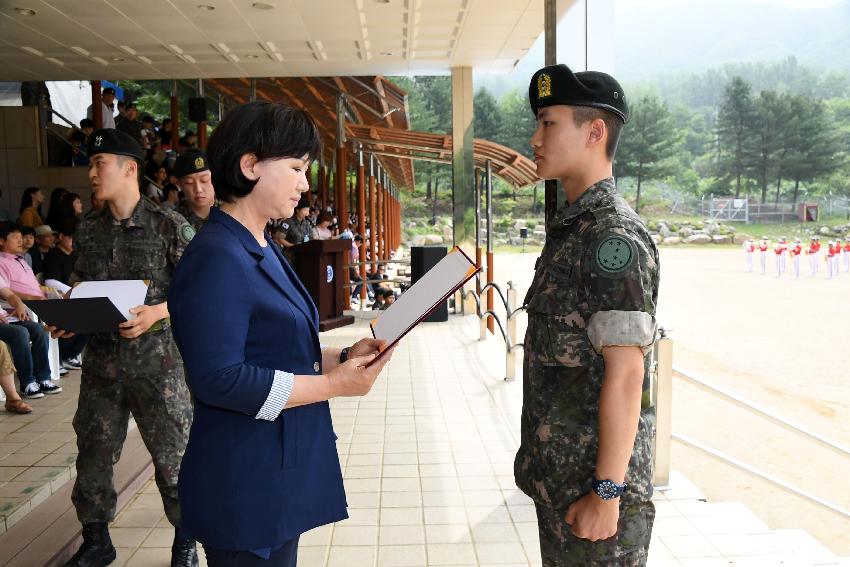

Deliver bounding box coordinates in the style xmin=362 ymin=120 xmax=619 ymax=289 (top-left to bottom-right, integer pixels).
xmin=2 ymin=313 xmax=848 ymax=565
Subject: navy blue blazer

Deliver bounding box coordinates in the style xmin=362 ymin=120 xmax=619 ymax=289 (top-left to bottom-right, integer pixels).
xmin=168 ymin=207 xmax=347 ymax=550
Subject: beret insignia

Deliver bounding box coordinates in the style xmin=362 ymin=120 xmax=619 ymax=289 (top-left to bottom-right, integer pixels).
xmin=537 ymin=73 xmax=552 ymax=98
xmin=194 ymin=156 xmax=205 ymax=170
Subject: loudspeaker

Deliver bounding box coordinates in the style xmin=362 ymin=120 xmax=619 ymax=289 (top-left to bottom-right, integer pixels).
xmin=188 ymin=97 xmax=207 ymax=122
xmin=411 ymin=246 xmax=448 ymax=323
xmin=520 ymin=227 xmax=528 ymax=239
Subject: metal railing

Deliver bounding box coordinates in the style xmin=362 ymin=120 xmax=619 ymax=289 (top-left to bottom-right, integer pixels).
xmin=651 ymin=337 xmax=850 ymax=519
xmin=453 ymin=278 xmax=526 ymax=381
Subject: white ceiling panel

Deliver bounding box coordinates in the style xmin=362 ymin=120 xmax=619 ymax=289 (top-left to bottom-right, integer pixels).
xmin=0 ymin=0 xmax=575 ymax=80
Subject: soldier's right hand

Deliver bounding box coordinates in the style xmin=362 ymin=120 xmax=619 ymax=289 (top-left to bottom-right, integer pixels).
xmin=328 ymin=347 xmax=394 ymax=397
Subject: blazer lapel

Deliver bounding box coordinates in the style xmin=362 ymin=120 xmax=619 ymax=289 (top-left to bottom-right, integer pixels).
xmin=267 ymin=239 xmax=320 ymax=331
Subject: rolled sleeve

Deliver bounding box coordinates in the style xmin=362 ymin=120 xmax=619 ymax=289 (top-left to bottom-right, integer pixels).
xmin=255 ymin=370 xmax=295 ymax=421
xmin=587 ymin=310 xmax=657 ymax=355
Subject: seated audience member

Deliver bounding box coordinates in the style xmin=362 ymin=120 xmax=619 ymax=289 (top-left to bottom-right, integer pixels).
xmin=0 ymin=341 xmax=31 ymax=414
xmin=43 ymin=219 xmax=78 ymax=290
xmin=379 ymin=288 xmax=396 ymax=310
xmin=158 ymin=118 xmax=173 ymax=149
xmin=57 ymin=191 xmax=84 ymax=225
xmin=270 ymin=227 xmax=288 ymax=250
xmin=79 ymin=118 xmax=95 ymax=143
xmin=141 ymin=115 xmax=158 ymax=152
xmin=0 ymin=278 xmax=58 ymax=398
xmin=45 ymin=187 xmax=68 ymax=229
xmin=310 ymin=211 xmax=336 ymax=240
xmin=371 ymin=291 xmax=384 ymax=310
xmin=64 ymin=130 xmax=89 ymax=166
xmin=20 ymin=226 xmax=35 ymax=268
xmin=116 ymin=102 xmax=144 ymax=147
xmin=30 ymin=225 xmax=55 ymax=276
xmin=161 ymin=184 xmax=180 ymax=210
xmin=0 ymin=222 xmax=86 ymax=375
xmin=144 ymin=162 xmax=168 ymax=203
xmin=18 ymin=187 xmax=45 ymax=228
xmin=174 ymin=149 xmax=215 ymax=232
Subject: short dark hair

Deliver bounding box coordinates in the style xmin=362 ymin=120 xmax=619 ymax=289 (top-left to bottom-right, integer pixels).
xmin=571 ymin=106 xmax=623 ymax=160
xmin=80 ymin=118 xmax=94 ymax=129
xmin=317 ymin=211 xmax=333 ymax=225
xmin=0 ymin=221 xmax=21 ymax=240
xmin=162 ymin=183 xmax=180 ymax=200
xmin=59 ymin=218 xmax=78 ymax=237
xmin=207 ymin=102 xmax=321 ymax=203
xmin=162 ymin=118 xmax=172 ymax=126
xmin=20 ymin=226 xmax=35 ymax=237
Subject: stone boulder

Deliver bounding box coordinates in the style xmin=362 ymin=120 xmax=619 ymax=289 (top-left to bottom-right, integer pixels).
xmin=705 ymin=221 xmax=721 ymax=235
xmin=514 ymin=220 xmax=527 ymax=230
xmin=423 ymin=234 xmax=444 ymax=245
xmin=819 ymin=226 xmax=832 ymax=236
xmin=733 ymin=233 xmax=754 ymax=245
xmin=663 ymin=236 xmax=682 ymax=245
xmin=658 ymin=224 xmax=672 ymax=238
xmin=532 ymin=230 xmax=546 ymax=239
xmin=685 ymin=234 xmax=712 ymax=245
xmin=712 ymin=235 xmax=732 ymax=245
xmin=526 ymin=238 xmax=542 ymax=246
xmin=651 ymin=234 xmax=662 ymax=245
xmin=509 ymin=237 xmax=523 ymax=247
xmin=678 ymin=227 xmax=694 ymax=238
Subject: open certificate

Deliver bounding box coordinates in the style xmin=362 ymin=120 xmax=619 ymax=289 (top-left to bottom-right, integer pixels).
xmin=368 ymin=247 xmax=480 ymax=366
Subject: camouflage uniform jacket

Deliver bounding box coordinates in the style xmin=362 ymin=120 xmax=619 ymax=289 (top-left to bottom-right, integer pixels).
xmin=72 ymin=195 xmax=195 ymax=313
xmin=174 ymin=201 xmax=211 ymax=234
xmin=515 ymin=177 xmax=660 ymax=510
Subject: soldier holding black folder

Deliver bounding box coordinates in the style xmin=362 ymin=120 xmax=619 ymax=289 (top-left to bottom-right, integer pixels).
xmin=50 ymin=129 xmax=199 ymax=567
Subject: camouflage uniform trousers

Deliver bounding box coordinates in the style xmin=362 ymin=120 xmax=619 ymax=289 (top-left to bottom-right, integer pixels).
xmin=71 ymin=328 xmax=192 ymax=527
xmin=535 ymin=500 xmax=655 ymax=566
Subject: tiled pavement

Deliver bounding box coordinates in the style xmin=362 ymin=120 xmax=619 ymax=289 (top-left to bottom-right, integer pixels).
xmin=3 ymin=314 xmax=848 ymax=565
xmin=0 ymin=368 xmax=84 ymax=534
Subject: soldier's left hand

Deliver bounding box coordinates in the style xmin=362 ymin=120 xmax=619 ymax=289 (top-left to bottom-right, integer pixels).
xmin=349 ymin=338 xmax=386 ymax=358
xmin=564 ymin=493 xmax=620 ymax=542
xmin=119 ymin=305 xmax=160 ymax=339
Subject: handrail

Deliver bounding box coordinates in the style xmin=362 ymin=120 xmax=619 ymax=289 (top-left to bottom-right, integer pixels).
xmin=673 ymin=433 xmax=850 ymax=521
xmin=674 ymin=367 xmax=850 ymax=460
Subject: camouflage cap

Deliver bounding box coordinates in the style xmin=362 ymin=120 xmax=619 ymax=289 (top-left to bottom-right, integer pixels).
xmin=529 ymin=64 xmax=629 ymax=122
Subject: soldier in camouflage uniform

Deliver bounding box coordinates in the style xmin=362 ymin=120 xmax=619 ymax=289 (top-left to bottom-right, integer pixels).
xmin=174 ymin=149 xmax=215 ymax=233
xmin=515 ymin=65 xmax=660 ymax=566
xmin=56 ymin=129 xmax=198 ymax=567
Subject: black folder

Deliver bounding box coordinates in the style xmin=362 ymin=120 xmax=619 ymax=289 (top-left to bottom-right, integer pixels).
xmin=24 ymin=298 xmax=127 ymax=334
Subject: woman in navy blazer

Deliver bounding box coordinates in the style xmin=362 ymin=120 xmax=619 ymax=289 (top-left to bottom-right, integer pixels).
xmin=168 ymin=102 xmax=393 ymax=566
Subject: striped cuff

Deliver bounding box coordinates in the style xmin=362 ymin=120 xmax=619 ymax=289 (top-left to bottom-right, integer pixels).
xmin=255 ymin=370 xmax=295 ymax=421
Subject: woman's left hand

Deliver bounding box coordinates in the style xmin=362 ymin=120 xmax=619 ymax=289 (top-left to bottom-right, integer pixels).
xmin=349 ymin=338 xmax=386 ymax=358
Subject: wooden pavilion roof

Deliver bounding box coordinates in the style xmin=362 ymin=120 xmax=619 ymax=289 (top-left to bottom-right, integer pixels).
xmin=205 ymin=75 xmax=415 ymax=188
xmin=347 ymin=125 xmax=539 ymax=188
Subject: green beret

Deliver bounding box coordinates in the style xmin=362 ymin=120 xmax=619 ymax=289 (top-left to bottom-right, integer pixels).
xmin=87 ymin=128 xmax=145 ymax=161
xmin=529 ymin=64 xmax=629 ymax=123
xmin=174 ymin=150 xmax=210 ymax=178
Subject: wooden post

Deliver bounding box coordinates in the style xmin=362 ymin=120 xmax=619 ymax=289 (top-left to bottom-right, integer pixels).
xmin=336 ymin=147 xmax=348 ymax=230
xmin=376 ymin=169 xmax=384 ymax=262
xmin=91 ymin=81 xmax=103 ymax=129
xmin=197 ymin=79 xmax=207 ymax=149
xmin=357 ymin=151 xmax=367 ymax=306
xmin=369 ymin=157 xmax=377 ymax=273
xmin=319 ymin=162 xmax=327 ymax=209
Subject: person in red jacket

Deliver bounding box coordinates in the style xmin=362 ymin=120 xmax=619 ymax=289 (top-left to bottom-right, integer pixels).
xmin=758 ymin=237 xmax=769 ymax=274
xmin=834 ymin=239 xmax=842 ymax=277
xmin=773 ymin=239 xmax=784 ymax=277
xmin=826 ymin=240 xmax=836 ymax=279
xmin=843 ymin=240 xmax=850 ymax=272
xmin=742 ymin=239 xmax=755 ymax=272
xmin=808 ymin=236 xmax=821 ymax=276
xmin=790 ymin=238 xmax=802 ymax=279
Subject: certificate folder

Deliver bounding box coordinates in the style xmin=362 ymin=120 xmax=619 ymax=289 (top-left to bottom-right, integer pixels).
xmin=24 ymin=297 xmax=127 ymax=334
xmin=367 ymin=246 xmax=480 ymax=367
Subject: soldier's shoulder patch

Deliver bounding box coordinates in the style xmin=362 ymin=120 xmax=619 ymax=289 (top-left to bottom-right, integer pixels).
xmin=594 ymin=233 xmax=636 ymax=277
xmin=179 ymin=223 xmax=196 ymax=244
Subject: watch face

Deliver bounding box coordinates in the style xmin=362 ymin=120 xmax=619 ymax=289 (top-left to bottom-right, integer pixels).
xmin=594 ymin=479 xmax=624 ymax=500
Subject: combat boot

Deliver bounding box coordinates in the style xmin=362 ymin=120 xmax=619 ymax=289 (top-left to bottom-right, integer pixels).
xmin=170 ymin=533 xmax=199 ymax=567
xmin=64 ymin=522 xmax=116 ymax=567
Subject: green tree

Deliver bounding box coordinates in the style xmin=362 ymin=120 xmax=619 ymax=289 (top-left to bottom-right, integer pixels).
xmin=715 ymin=77 xmax=757 ymax=198
xmin=751 ymin=90 xmax=787 ymax=203
xmin=783 ymin=97 xmax=841 ymax=206
xmin=495 ymin=89 xmax=536 ymax=158
xmin=473 ymin=88 xmax=500 ymax=142
xmin=615 ymin=95 xmax=678 ymax=214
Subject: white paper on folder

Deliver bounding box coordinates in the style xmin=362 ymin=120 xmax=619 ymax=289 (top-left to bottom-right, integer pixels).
xmin=371 ymin=249 xmax=476 ymax=346
xmin=70 ymin=280 xmax=149 ymax=321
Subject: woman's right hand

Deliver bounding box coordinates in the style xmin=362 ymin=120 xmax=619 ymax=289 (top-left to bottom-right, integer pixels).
xmin=328 ymin=347 xmax=395 ymax=397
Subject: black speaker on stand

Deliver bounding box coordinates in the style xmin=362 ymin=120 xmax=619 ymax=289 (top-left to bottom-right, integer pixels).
xmin=188 ymin=97 xmax=207 ymax=122
xmin=411 ymin=246 xmax=448 ymax=322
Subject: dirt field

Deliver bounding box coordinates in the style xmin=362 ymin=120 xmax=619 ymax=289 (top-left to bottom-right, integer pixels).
xmin=492 ymin=248 xmax=850 ymax=555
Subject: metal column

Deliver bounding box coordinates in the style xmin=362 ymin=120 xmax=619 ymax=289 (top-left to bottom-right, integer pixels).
xmin=486 ymin=160 xmax=494 ymax=334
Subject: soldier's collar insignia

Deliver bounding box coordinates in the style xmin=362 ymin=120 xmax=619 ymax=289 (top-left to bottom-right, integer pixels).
xmin=537 ymin=73 xmax=552 ymax=98
xmin=194 ymin=156 xmax=205 ymax=170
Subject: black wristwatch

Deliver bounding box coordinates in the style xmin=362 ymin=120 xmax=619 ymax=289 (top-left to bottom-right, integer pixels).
xmin=591 ymin=478 xmax=626 ymax=500
xmin=339 ymin=347 xmax=350 ymax=364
